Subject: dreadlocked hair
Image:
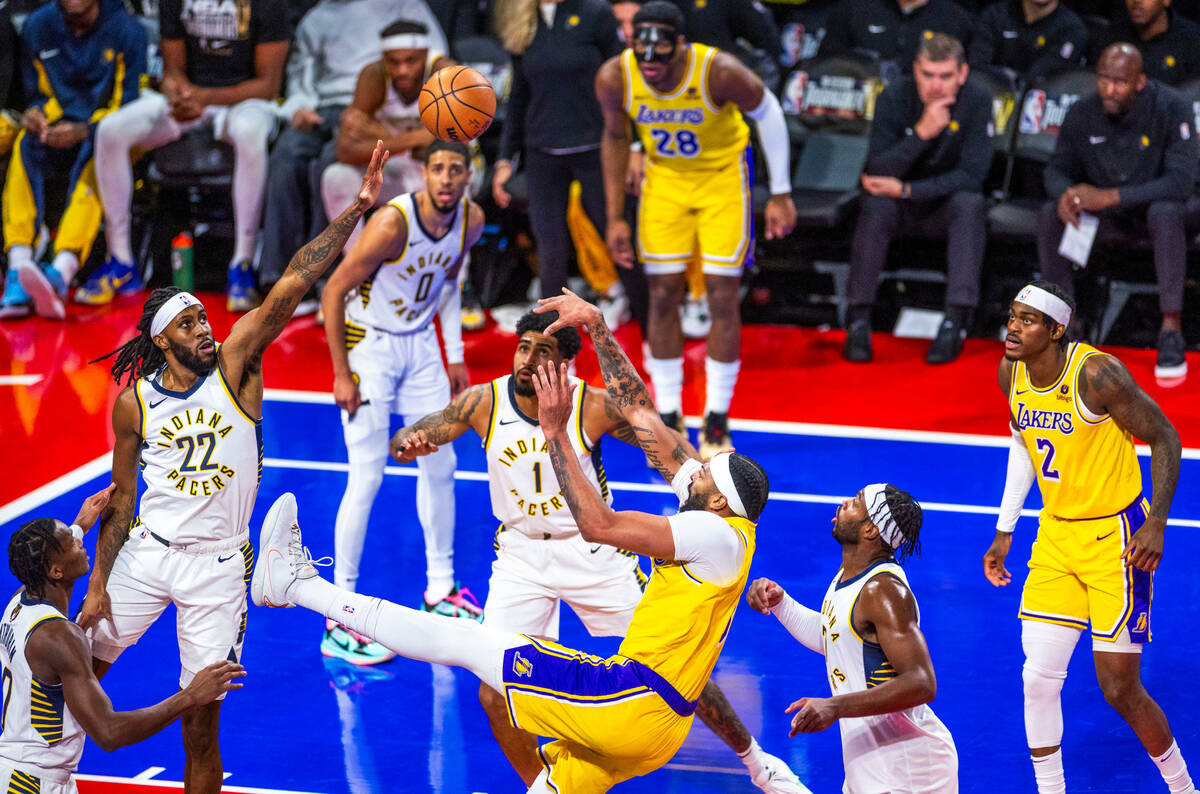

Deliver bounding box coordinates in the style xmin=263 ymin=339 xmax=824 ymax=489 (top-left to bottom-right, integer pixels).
xmin=728 ymin=453 xmax=770 ymax=522
xmin=884 ymin=484 xmax=923 ymax=562
xmin=91 ymin=287 xmax=183 ymax=385
xmin=9 ymin=517 xmax=63 ymax=598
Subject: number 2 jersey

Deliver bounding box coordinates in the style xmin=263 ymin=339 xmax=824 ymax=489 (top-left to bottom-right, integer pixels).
xmin=0 ymin=592 xmax=84 ymax=778
xmin=133 ymin=361 xmax=263 ymax=545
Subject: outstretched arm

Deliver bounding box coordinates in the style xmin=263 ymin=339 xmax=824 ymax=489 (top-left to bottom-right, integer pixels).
xmin=1078 ymin=354 xmax=1181 ymax=572
xmin=538 ymin=289 xmax=694 ymax=483
xmin=746 ymin=578 xmax=824 ymax=655
xmin=389 ymin=384 xmax=493 ymax=464
xmin=219 ymin=142 xmax=390 ymax=387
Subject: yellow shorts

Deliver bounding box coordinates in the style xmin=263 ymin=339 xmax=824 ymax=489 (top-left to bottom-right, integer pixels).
xmin=1019 ymin=497 xmax=1153 ymax=645
xmin=502 ymin=637 xmax=695 ymax=793
xmin=637 ymin=152 xmax=752 ymax=278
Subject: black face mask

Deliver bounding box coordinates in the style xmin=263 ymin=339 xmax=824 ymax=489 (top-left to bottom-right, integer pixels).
xmin=633 ymin=24 xmax=677 ymax=64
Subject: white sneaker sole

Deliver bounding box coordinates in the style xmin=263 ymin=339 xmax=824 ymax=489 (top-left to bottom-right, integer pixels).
xmin=1154 ymin=361 xmax=1188 ymax=380
xmin=17 ymin=267 xmax=65 ymax=320
xmin=251 ymin=492 xmax=298 ymax=607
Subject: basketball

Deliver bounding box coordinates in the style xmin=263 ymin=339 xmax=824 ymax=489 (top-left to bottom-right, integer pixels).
xmin=419 ymin=65 xmax=496 ymax=143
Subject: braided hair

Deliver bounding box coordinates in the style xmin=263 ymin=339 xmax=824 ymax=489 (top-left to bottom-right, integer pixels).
xmin=9 ymin=517 xmax=63 ymax=599
xmin=728 ymin=453 xmax=770 ymax=522
xmin=91 ymin=287 xmax=183 ymax=385
xmin=884 ymin=484 xmax=923 ymax=563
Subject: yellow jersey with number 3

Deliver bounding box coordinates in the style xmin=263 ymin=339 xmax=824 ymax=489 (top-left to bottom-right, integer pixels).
xmin=1010 ymin=341 xmax=1142 ymax=520
xmin=622 ymin=44 xmax=750 ymax=172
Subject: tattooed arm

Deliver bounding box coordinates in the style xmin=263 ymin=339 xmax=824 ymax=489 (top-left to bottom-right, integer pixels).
xmin=389 ymin=384 xmax=492 ymax=464
xmin=535 ymin=363 xmax=675 ymax=559
xmin=1079 ymin=353 xmax=1181 ymax=572
xmin=588 ymin=388 xmax=699 ymax=459
xmin=220 ymin=142 xmax=390 ymax=393
xmin=539 ymin=290 xmax=695 ymax=483
xmin=77 ymin=388 xmax=141 ymax=632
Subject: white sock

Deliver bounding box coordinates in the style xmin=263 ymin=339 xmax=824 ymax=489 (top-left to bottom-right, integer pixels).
xmin=1152 ymin=740 xmax=1195 ymax=793
xmin=644 ymin=355 xmax=683 ymax=415
xmin=52 ymin=251 xmax=80 ymax=284
xmin=704 ymin=356 xmax=740 ymax=416
xmin=738 ymin=737 xmax=765 ymax=777
xmin=1032 ymin=749 xmax=1066 ymax=794
xmin=7 ymin=245 xmax=33 ymax=273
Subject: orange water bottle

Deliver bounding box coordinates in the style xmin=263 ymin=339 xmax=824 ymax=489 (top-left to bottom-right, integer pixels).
xmin=171 ymin=232 xmax=194 ymax=291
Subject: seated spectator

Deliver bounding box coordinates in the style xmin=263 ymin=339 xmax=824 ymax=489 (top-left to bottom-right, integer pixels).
xmin=1036 ymin=43 xmax=1196 ymax=378
xmin=1103 ymin=0 xmax=1200 ymax=85
xmin=668 ymin=0 xmax=782 ymax=86
xmin=0 ymin=1 xmax=25 ymax=319
xmin=87 ymin=0 xmax=289 ymax=311
xmin=259 ymin=0 xmax=447 ymax=296
xmin=970 ymin=0 xmax=1087 ymax=86
xmin=843 ymin=33 xmax=992 ymax=365
xmin=320 ymin=20 xmax=449 ymax=255
xmin=1 ymin=0 xmax=146 ymax=321
xmin=818 ymin=0 xmax=977 ymax=81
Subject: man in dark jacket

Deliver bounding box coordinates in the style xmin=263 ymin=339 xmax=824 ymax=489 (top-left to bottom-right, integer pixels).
xmin=970 ymin=0 xmax=1087 ymax=86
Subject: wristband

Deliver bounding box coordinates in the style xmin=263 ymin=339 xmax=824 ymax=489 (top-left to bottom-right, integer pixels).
xmin=69 ymin=524 xmax=84 ymax=540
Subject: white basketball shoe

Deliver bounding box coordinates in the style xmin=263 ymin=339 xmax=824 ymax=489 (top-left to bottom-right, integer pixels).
xmin=251 ymin=492 xmax=330 ymax=608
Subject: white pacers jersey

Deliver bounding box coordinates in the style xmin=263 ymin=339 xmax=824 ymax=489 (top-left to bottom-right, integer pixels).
xmin=134 ymin=362 xmax=263 ymax=545
xmin=484 ymin=374 xmax=610 ymax=539
xmin=345 ymin=192 xmax=468 ymax=336
xmin=0 ymin=592 xmax=84 ymax=777
xmin=821 ymin=561 xmax=958 ymax=794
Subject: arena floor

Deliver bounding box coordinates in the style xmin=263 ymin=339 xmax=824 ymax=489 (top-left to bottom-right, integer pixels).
xmin=1 ymin=295 xmax=1197 ymax=793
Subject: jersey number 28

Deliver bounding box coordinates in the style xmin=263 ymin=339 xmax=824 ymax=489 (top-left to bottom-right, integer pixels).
xmin=650 ymin=128 xmax=700 ymax=157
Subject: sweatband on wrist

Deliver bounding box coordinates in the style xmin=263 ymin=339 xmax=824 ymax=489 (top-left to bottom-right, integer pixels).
xmin=997 ymin=427 xmax=1035 ymax=533
xmin=746 ymin=90 xmax=791 ymax=195
xmin=150 ymin=291 xmax=203 ymax=337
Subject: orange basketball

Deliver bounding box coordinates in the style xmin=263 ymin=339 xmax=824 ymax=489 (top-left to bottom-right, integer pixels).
xmin=419 ymin=65 xmax=496 ymax=143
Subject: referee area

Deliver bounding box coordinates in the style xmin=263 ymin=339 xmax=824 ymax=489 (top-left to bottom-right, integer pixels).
xmin=1 ymin=298 xmax=1198 ymax=793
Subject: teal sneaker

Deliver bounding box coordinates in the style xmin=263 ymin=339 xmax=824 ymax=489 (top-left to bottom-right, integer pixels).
xmin=421 ymin=584 xmax=484 ymax=622
xmin=18 ymin=263 xmax=67 ymax=319
xmin=321 ymin=619 xmax=396 ymax=666
xmin=0 ymin=275 xmax=31 ymax=319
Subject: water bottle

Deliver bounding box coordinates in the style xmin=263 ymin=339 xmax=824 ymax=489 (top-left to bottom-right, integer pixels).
xmin=171 ymin=231 xmax=194 ymax=291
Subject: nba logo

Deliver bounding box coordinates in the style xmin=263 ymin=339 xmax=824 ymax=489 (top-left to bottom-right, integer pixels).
xmin=1019 ymin=90 xmax=1046 ymax=134
xmin=782 ymin=23 xmax=805 ymax=67
xmin=782 ymin=70 xmax=808 ymax=115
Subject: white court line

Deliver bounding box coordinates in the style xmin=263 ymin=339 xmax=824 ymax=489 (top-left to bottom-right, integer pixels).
xmin=73 ymin=773 xmax=325 ymax=793
xmin=0 ymin=452 xmax=112 ymax=526
xmin=0 ymin=374 xmax=43 ymax=386
xmin=132 ymin=767 xmax=167 ymax=780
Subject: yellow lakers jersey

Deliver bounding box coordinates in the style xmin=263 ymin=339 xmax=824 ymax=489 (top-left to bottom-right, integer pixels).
xmin=618 ymin=514 xmax=755 ymax=701
xmin=1010 ymin=342 xmax=1142 ymax=519
xmin=622 ymin=44 xmax=750 ymax=172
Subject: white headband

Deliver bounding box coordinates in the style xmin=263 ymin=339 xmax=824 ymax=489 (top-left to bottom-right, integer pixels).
xmin=381 ymin=33 xmax=430 ymax=52
xmin=150 ymin=291 xmax=203 ymax=337
xmin=1014 ymin=284 xmax=1072 ymax=327
xmin=863 ymin=483 xmax=903 ymax=550
xmin=710 ymin=452 xmax=748 ymax=519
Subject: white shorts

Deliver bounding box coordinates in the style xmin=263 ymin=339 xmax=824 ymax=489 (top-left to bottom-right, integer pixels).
xmin=483 ymin=528 xmax=645 ymax=640
xmin=0 ymin=760 xmax=76 ymax=794
xmin=841 ymin=707 xmax=959 ymax=794
xmin=341 ymin=324 xmax=451 ymax=451
xmin=87 ymin=529 xmax=252 ymax=694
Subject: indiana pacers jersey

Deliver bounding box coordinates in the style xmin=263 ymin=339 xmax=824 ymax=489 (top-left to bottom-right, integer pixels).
xmin=134 ymin=361 xmax=263 ymax=545
xmin=819 ymin=561 xmax=957 ymax=789
xmin=483 ymin=374 xmax=610 ymax=539
xmin=618 ymin=514 xmax=755 ymax=701
xmin=1010 ymin=342 xmax=1142 ymax=519
xmin=0 ymin=592 xmax=84 ymax=777
xmin=345 ymin=192 xmax=468 ymax=339
xmin=621 ymin=43 xmax=750 ymax=172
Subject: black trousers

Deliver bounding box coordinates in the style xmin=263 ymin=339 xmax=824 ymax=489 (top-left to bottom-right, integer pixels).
xmin=1036 ymin=198 xmax=1192 ymax=314
xmin=847 ymin=191 xmax=987 ymax=313
xmin=258 ymin=104 xmax=345 ymax=287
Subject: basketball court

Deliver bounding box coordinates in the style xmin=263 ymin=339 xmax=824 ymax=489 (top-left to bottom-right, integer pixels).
xmin=1 ymin=296 xmax=1197 ymax=793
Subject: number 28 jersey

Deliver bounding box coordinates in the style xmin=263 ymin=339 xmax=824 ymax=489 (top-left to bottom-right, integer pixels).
xmin=621 ymin=43 xmax=749 ymax=172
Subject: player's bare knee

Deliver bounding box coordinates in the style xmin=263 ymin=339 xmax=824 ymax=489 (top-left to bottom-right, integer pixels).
xmin=648 ymin=276 xmax=686 ymax=312
xmin=1097 ymin=668 xmax=1144 ymax=711
xmin=181 ymin=705 xmax=221 ymax=757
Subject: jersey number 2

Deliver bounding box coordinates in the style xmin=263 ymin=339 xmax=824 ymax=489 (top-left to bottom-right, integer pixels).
xmin=1035 ymin=438 xmax=1060 ymax=481
xmin=650 ymin=128 xmax=700 ymax=157
xmin=177 ymin=432 xmax=219 ymax=473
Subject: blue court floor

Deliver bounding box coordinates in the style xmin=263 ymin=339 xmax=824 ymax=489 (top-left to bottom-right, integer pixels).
xmin=3 ymin=394 xmax=1198 ymax=793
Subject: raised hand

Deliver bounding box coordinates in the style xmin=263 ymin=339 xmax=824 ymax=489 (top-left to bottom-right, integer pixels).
xmin=357 ymin=140 xmax=390 ymax=209
xmin=532 ymin=362 xmax=576 ymax=435
xmin=75 ymin=587 xmax=112 ymax=632
xmin=72 ymin=484 xmax=117 ymax=534
xmin=535 ymin=288 xmax=603 ymax=335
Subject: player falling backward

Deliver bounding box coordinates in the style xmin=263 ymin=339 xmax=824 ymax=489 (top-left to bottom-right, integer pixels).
xmin=320 ymin=138 xmax=485 ymax=666
xmin=251 ymin=291 xmax=802 ymax=792
xmin=390 ymin=306 xmax=805 ymax=791
xmin=2 ymin=486 xmax=244 ymax=794
xmin=76 ymin=142 xmax=390 ymax=794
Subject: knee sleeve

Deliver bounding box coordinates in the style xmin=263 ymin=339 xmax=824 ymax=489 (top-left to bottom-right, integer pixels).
xmin=1021 ymin=620 xmax=1081 ymax=749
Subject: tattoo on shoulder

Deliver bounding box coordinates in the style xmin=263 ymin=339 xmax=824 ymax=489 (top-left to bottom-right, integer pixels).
xmin=1087 ymin=355 xmax=1133 ymax=401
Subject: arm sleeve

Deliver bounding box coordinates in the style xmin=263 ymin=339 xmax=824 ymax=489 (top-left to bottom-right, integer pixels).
xmin=498 ymin=54 xmax=528 ymax=162
xmin=728 ymin=0 xmax=782 ymax=59
xmin=667 ymin=511 xmax=744 ymax=586
xmin=863 ymin=86 xmax=929 ymax=177
xmin=436 ymin=276 xmax=465 ymax=365
xmin=908 ymin=91 xmax=993 ymax=200
xmin=1117 ymin=96 xmax=1198 ymax=207
xmin=746 ymin=89 xmax=791 ymax=194
xmin=772 ymin=593 xmax=825 ymax=655
xmin=997 ymin=426 xmax=1035 ymax=533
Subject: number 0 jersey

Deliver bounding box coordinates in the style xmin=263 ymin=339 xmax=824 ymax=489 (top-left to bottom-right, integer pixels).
xmin=345 ymin=192 xmax=468 ymax=337
xmin=134 ymin=361 xmax=263 ymax=545
xmin=622 ymin=43 xmax=750 ymax=172
xmin=1009 ymin=341 xmax=1142 ymax=520
xmin=0 ymin=592 xmax=84 ymax=777
xmin=483 ymin=375 xmax=610 ymax=540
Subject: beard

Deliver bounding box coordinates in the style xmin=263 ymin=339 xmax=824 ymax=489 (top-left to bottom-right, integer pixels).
xmin=831 ymin=517 xmax=865 ymax=546
xmin=513 ymin=377 xmax=536 ymax=397
xmin=679 ymin=489 xmax=708 ymax=513
xmin=168 ymin=338 xmax=216 ymax=377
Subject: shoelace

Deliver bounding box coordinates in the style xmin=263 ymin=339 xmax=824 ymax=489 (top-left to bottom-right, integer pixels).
xmin=288 ymin=524 xmax=332 ymax=576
